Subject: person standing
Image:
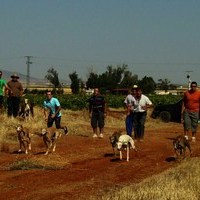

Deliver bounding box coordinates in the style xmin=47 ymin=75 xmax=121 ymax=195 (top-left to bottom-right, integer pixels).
xmin=182 ymin=81 xmax=200 ymax=142
xmin=43 ymin=90 xmax=68 ymax=134
xmin=88 ymin=88 xmax=106 ymax=138
xmin=7 ymin=74 xmax=23 ymax=117
xmin=0 ymin=71 xmax=9 ymax=113
xmin=124 ymin=85 xmax=137 ymax=137
xmin=133 ymin=88 xmax=153 ymax=141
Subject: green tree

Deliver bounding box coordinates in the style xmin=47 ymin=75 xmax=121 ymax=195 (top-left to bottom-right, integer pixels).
xmin=157 ymin=78 xmax=171 ymax=92
xmin=138 ymin=76 xmax=156 ymax=94
xmin=69 ymin=71 xmax=80 ymax=94
xmin=86 ymin=72 xmax=99 ymax=89
xmin=45 ymin=68 xmax=61 ymax=91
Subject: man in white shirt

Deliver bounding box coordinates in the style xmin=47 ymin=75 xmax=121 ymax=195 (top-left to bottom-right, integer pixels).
xmin=133 ymin=88 xmax=153 ymax=141
xmin=124 ymin=86 xmax=137 ymax=137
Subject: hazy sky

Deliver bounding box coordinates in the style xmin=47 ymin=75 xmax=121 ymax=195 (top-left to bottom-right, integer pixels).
xmin=0 ymin=0 xmax=200 ymax=84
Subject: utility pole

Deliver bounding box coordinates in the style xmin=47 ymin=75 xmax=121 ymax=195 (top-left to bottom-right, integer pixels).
xmin=25 ymin=56 xmax=33 ymax=89
xmin=185 ymin=71 xmax=193 ymax=90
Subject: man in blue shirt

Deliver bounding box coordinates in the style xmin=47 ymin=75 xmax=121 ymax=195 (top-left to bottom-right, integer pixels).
xmin=43 ymin=90 xmax=68 ymax=134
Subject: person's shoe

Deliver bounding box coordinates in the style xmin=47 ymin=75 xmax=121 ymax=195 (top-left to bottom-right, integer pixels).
xmin=192 ymin=137 xmax=196 ymax=142
xmin=64 ymin=126 xmax=68 ymax=135
xmin=99 ymin=133 xmax=103 ymax=138
xmin=184 ymin=135 xmax=189 ymax=140
xmin=93 ymin=134 xmax=98 ymax=138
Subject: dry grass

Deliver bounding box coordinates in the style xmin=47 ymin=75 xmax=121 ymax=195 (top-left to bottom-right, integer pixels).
xmin=89 ymin=157 xmax=200 ymax=200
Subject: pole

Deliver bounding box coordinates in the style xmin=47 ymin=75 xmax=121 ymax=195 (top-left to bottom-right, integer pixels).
xmin=25 ymin=56 xmax=32 ymax=89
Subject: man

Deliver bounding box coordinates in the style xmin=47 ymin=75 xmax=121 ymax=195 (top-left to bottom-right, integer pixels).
xmin=43 ymin=90 xmax=68 ymax=134
xmin=88 ymin=88 xmax=106 ymax=138
xmin=182 ymin=81 xmax=200 ymax=142
xmin=124 ymin=85 xmax=137 ymax=137
xmin=133 ymin=88 xmax=153 ymax=141
xmin=7 ymin=73 xmax=23 ymax=117
xmin=0 ymin=71 xmax=9 ymax=113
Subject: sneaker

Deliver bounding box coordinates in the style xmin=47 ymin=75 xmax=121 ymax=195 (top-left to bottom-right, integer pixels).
xmin=64 ymin=126 xmax=68 ymax=135
xmin=184 ymin=135 xmax=189 ymax=140
xmin=99 ymin=133 xmax=103 ymax=138
xmin=192 ymin=137 xmax=196 ymax=142
xmin=93 ymin=134 xmax=98 ymax=138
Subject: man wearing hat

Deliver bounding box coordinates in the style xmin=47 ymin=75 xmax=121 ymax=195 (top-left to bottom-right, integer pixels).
xmin=7 ymin=73 xmax=23 ymax=117
xmin=0 ymin=71 xmax=10 ymax=113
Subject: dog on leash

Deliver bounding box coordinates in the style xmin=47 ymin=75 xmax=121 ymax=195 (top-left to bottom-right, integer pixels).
xmin=19 ymin=98 xmax=34 ymax=122
xmin=109 ymin=131 xmax=122 ymax=157
xmin=117 ymin=134 xmax=137 ymax=162
xmin=173 ymin=135 xmax=191 ymax=159
xmin=41 ymin=127 xmax=62 ymax=155
xmin=16 ymin=125 xmax=31 ymax=154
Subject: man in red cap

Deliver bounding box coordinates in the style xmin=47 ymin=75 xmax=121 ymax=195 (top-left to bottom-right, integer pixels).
xmin=7 ymin=73 xmax=23 ymax=117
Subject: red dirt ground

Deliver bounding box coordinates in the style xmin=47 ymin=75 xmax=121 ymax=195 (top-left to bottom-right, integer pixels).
xmin=1 ymin=117 xmax=200 ymax=200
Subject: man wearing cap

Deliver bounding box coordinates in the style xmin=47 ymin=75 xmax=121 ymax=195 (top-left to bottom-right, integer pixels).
xmin=124 ymin=85 xmax=137 ymax=137
xmin=7 ymin=74 xmax=23 ymax=117
xmin=133 ymin=88 xmax=153 ymax=141
xmin=0 ymin=71 xmax=10 ymax=113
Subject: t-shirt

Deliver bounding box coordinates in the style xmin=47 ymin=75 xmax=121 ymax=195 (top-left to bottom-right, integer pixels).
xmin=7 ymin=80 xmax=23 ymax=97
xmin=88 ymin=95 xmax=106 ymax=113
xmin=43 ymin=97 xmax=61 ymax=117
xmin=0 ymin=79 xmax=6 ymax=96
xmin=183 ymin=90 xmax=200 ymax=112
xmin=134 ymin=94 xmax=152 ymax=112
xmin=124 ymin=94 xmax=136 ymax=111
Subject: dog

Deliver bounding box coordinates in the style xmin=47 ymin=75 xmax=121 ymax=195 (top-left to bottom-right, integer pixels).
xmin=109 ymin=131 xmax=122 ymax=157
xmin=41 ymin=127 xmax=62 ymax=155
xmin=117 ymin=134 xmax=137 ymax=162
xmin=16 ymin=125 xmax=31 ymax=154
xmin=173 ymin=135 xmax=192 ymax=159
xmin=19 ymin=98 xmax=34 ymax=122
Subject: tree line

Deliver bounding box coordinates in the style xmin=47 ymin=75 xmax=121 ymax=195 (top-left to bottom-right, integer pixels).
xmin=45 ymin=65 xmax=177 ymax=94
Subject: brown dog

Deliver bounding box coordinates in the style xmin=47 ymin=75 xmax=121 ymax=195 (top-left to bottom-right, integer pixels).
xmin=173 ymin=135 xmax=191 ymax=159
xmin=41 ymin=127 xmax=62 ymax=155
xmin=16 ymin=125 xmax=31 ymax=154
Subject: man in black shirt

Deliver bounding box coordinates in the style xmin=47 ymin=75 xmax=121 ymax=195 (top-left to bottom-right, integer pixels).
xmin=88 ymin=88 xmax=106 ymax=138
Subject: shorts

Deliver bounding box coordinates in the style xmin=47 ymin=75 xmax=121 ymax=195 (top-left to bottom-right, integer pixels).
xmin=47 ymin=115 xmax=61 ymax=129
xmin=91 ymin=112 xmax=105 ymax=129
xmin=183 ymin=110 xmax=199 ymax=132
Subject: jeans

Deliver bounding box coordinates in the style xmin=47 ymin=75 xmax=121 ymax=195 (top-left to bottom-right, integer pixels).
xmin=133 ymin=111 xmax=147 ymax=139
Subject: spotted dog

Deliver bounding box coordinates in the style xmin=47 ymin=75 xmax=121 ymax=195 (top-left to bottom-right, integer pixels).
xmin=117 ymin=134 xmax=137 ymax=162
xmin=173 ymin=135 xmax=191 ymax=159
xmin=109 ymin=131 xmax=122 ymax=157
xmin=16 ymin=125 xmax=31 ymax=154
xmin=41 ymin=127 xmax=62 ymax=155
xmin=19 ymin=98 xmax=34 ymax=122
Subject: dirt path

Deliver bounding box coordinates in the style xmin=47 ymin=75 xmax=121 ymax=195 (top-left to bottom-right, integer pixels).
xmin=0 ymin=123 xmax=200 ymax=200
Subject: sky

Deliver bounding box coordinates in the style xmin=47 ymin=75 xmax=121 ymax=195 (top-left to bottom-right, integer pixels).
xmin=0 ymin=0 xmax=200 ymax=85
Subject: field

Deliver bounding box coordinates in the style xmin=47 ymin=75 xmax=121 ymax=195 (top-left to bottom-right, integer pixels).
xmin=0 ymin=107 xmax=200 ymax=200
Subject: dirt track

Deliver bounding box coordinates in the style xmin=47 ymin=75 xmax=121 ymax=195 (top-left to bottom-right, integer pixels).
xmin=0 ymin=119 xmax=200 ymax=200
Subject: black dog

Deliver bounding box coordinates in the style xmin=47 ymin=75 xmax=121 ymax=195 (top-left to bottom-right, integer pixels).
xmin=109 ymin=131 xmax=122 ymax=157
xmin=173 ymin=135 xmax=191 ymax=159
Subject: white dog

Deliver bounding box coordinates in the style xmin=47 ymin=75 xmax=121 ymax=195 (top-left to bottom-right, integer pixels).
xmin=117 ymin=135 xmax=137 ymax=162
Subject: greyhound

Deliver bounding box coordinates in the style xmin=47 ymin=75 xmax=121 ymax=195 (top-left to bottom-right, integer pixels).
xmin=117 ymin=134 xmax=137 ymax=162
xmin=173 ymin=135 xmax=191 ymax=159
xmin=16 ymin=125 xmax=31 ymax=154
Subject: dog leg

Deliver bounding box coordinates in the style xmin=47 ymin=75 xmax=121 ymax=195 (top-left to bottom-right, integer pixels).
xmin=127 ymin=147 xmax=129 ymax=162
xmin=119 ymin=151 xmax=122 ymax=160
xmin=52 ymin=143 xmax=56 ymax=152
